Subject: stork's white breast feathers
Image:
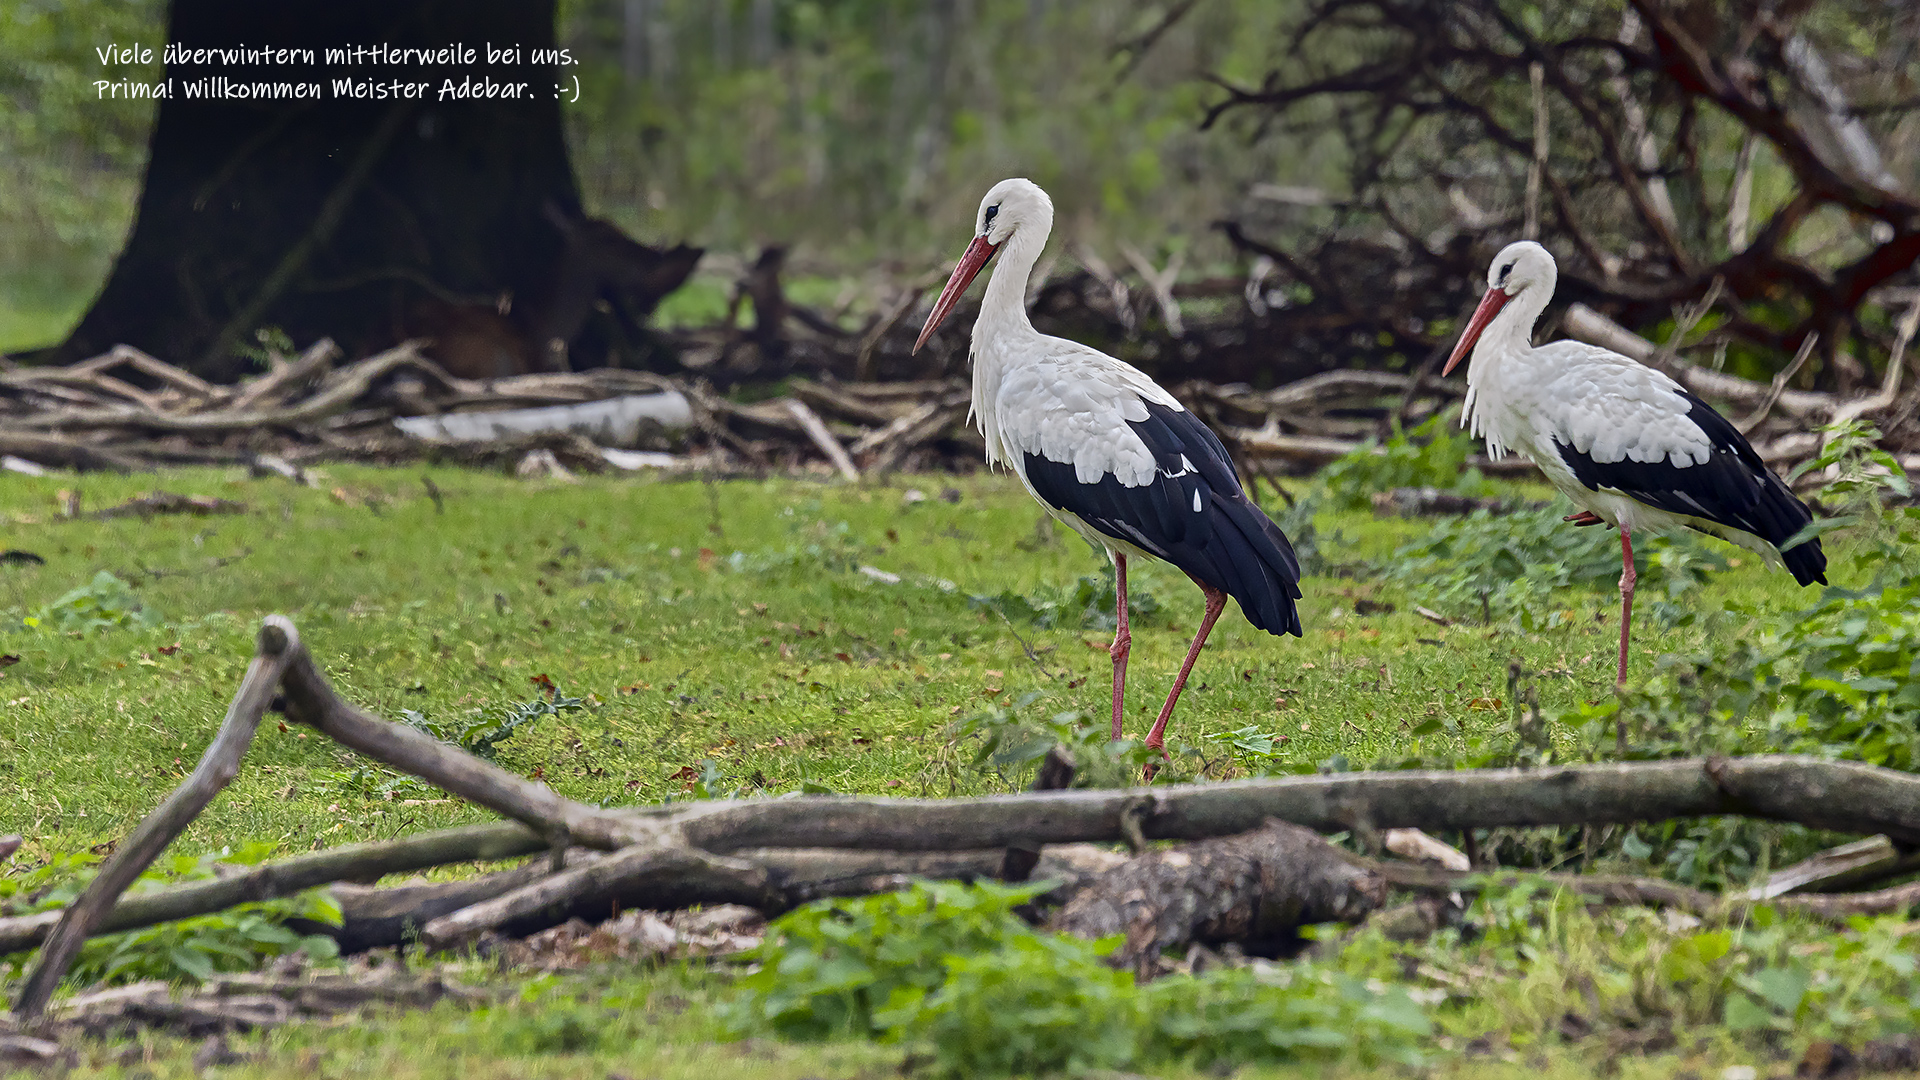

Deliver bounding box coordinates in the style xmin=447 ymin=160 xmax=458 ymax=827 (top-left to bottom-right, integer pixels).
xmin=987 ymin=337 xmax=1182 ymax=487
xmin=1498 ymin=342 xmax=1713 ymax=469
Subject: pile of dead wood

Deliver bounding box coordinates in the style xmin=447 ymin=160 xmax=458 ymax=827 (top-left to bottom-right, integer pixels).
xmin=6 ymin=617 xmax=1920 ymax=1045
xmin=2 ymin=302 xmax=1917 ymax=489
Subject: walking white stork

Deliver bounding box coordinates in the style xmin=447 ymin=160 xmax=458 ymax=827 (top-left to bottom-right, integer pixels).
xmin=913 ymin=178 xmax=1303 ymax=762
xmin=1444 ymin=240 xmax=1827 ymax=685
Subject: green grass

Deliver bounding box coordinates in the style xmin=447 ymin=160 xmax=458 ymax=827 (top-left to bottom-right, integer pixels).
xmin=0 ymin=464 xmax=1886 ymax=1077
xmin=1 ymin=466 xmax=1821 ymax=857
xmin=0 ymin=292 xmax=85 ymax=354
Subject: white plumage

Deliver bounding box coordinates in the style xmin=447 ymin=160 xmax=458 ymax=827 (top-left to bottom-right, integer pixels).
xmin=915 ymin=178 xmax=1302 ymax=765
xmin=1446 ymin=240 xmax=1826 ymax=687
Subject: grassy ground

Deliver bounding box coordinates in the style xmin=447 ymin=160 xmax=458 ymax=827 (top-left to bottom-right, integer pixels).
xmin=0 ymin=464 xmax=1879 ymax=1077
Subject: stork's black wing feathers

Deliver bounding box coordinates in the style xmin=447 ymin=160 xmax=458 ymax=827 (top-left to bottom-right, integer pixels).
xmin=1553 ymin=390 xmax=1826 ymax=586
xmin=1021 ymin=400 xmax=1304 ymax=636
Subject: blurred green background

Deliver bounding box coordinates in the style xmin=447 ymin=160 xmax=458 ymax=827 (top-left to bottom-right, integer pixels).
xmin=0 ymin=0 xmax=1329 ymax=354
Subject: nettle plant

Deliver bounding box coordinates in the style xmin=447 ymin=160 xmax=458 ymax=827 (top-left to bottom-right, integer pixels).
xmin=722 ymin=879 xmax=1430 ymax=1078
xmin=1317 ymin=411 xmax=1493 ymax=512
xmin=23 ymin=570 xmax=157 ymax=633
xmin=1384 ymin=506 xmax=1723 ymax=630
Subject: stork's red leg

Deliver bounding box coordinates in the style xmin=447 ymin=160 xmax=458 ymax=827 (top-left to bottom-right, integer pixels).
xmin=1108 ymin=553 xmax=1131 ymax=741
xmin=1616 ymin=526 xmax=1636 ymax=686
xmin=1141 ymin=581 xmax=1227 ymax=780
xmin=1615 ymin=526 xmax=1636 ymax=751
xmin=1564 ymin=510 xmax=1604 ymax=527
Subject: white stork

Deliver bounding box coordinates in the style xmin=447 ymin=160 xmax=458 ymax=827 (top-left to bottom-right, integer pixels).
xmin=1445 ymin=240 xmax=1827 ymax=685
xmin=913 ymin=178 xmax=1303 ymax=762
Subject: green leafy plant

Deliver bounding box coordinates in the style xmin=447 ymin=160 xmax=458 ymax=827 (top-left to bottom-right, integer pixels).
xmin=24 ymin=570 xmax=156 ymax=633
xmin=724 ymin=880 xmax=1432 ymax=1077
xmin=1405 ymin=877 xmax=1920 ymax=1048
xmin=722 ymin=879 xmax=1057 ymax=1040
xmin=3 ymin=842 xmax=341 ymax=986
xmin=1383 ymin=507 xmax=1721 ymax=627
xmin=1317 ymin=412 xmax=1493 ymax=511
xmin=947 ymin=691 xmax=1164 ymax=790
xmin=968 ymin=563 xmax=1161 ymax=631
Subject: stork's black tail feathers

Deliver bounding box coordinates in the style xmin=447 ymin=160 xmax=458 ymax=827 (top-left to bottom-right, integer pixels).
xmin=1765 ymin=480 xmax=1827 ymax=587
xmin=1195 ymin=491 xmax=1305 ymax=637
xmin=1554 ymin=389 xmax=1826 ymax=588
xmin=1019 ymin=399 xmax=1304 ymax=638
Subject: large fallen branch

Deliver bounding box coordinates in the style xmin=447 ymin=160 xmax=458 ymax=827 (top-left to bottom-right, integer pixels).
xmin=15 ymin=616 xmax=1920 ymax=1018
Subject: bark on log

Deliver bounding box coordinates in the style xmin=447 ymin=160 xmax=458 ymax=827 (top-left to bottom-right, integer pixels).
xmin=671 ymin=756 xmax=1920 ymax=853
xmin=1003 ymin=746 xmax=1079 ymax=883
xmin=1050 ymin=820 xmax=1385 ymax=978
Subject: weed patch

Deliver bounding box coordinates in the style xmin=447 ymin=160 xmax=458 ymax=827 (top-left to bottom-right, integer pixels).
xmin=723 ymin=880 xmax=1431 ymax=1076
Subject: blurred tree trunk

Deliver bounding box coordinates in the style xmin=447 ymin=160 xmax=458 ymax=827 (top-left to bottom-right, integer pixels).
xmin=48 ymin=0 xmax=683 ymax=381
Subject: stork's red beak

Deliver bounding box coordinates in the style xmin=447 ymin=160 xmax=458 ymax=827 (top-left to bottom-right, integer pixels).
xmin=1441 ymin=287 xmax=1511 ymax=376
xmin=913 ymin=236 xmax=999 ymax=354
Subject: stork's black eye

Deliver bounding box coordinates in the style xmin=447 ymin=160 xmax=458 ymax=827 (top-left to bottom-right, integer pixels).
xmin=1498 ymin=262 xmax=1514 ymax=283
xmin=983 ymin=204 xmax=1000 ymax=231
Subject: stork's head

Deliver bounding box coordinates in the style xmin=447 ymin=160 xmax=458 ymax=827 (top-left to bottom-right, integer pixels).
xmin=914 ymin=179 xmax=1055 ymax=353
xmin=1442 ymin=240 xmax=1558 ymax=376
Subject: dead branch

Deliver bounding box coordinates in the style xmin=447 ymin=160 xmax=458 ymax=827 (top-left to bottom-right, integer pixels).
xmin=14 ymin=622 xmax=295 ymax=1019
xmin=0 ymin=822 xmax=545 ymax=958
xmin=228 ymin=339 xmax=340 ymax=414
xmin=1737 ymin=333 xmax=1822 ymax=433
xmin=418 ymin=841 xmax=768 ymax=951
xmin=1371 ymin=487 xmax=1547 ymax=517
xmin=782 ymin=398 xmax=860 ymax=481
xmin=274 ymin=629 xmax=650 ymax=851
xmin=89 ymin=492 xmax=247 ymax=520
xmin=1370 ymin=857 xmax=1920 ymax=926
xmin=35 ymin=959 xmax=480 ymax=1039
xmin=12 ymin=342 xmax=426 ymax=434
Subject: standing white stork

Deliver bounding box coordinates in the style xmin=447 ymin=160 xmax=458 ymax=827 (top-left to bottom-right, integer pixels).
xmin=1445 ymin=240 xmax=1827 ymax=685
xmin=913 ymin=178 xmax=1303 ymax=761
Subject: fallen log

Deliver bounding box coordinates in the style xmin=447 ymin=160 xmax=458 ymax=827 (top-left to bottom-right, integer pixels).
xmin=1371 ymin=487 xmax=1548 ymax=517
xmin=89 ymin=492 xmax=248 ymax=519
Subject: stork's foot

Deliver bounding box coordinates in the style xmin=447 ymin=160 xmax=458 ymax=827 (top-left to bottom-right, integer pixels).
xmin=1140 ymin=734 xmax=1172 ymax=783
xmin=1564 ymin=511 xmax=1605 ymax=527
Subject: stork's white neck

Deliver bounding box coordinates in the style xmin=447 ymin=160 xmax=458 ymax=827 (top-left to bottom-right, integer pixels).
xmin=1466 ymin=280 xmax=1552 ymax=378
xmin=965 ymin=208 xmax=1050 ymax=468
xmin=974 ymin=215 xmax=1049 ymax=342
xmin=1462 ymin=276 xmax=1554 ymax=459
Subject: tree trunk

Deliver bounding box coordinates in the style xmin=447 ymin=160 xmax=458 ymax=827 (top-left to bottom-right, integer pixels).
xmin=48 ymin=0 xmax=695 ymax=382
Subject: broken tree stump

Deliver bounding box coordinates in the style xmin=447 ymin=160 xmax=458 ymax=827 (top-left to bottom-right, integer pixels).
xmin=1049 ymin=819 xmax=1385 ymax=979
